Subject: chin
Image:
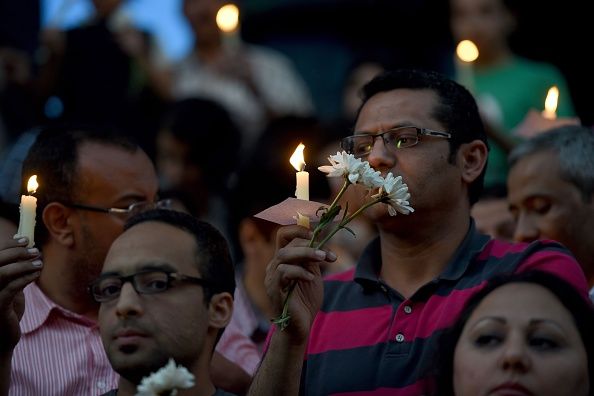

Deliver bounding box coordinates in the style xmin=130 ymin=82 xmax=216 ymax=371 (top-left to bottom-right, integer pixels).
xmin=109 ymin=350 xmax=170 ymax=382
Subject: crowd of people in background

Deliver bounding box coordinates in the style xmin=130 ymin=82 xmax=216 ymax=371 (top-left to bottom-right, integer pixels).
xmin=1 ymin=0 xmax=593 ymax=395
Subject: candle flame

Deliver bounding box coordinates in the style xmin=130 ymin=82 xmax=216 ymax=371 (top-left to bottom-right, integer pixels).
xmin=456 ymin=40 xmax=479 ymax=63
xmin=543 ymin=86 xmax=559 ymax=120
xmin=290 ymin=143 xmax=306 ymax=172
xmin=27 ymin=175 xmax=38 ymax=194
xmin=216 ymin=4 xmax=239 ymax=33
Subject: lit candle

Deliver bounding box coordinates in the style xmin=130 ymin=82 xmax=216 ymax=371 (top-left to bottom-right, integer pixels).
xmin=216 ymin=3 xmax=240 ymax=52
xmin=455 ymin=40 xmax=479 ymax=93
xmin=15 ymin=175 xmax=38 ymax=248
xmin=542 ymin=86 xmax=559 ymax=120
xmin=290 ymin=143 xmax=309 ymax=228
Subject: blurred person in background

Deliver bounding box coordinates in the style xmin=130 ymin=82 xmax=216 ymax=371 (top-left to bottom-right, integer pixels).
xmin=36 ymin=0 xmax=171 ymax=152
xmin=173 ymin=0 xmax=314 ymax=157
xmin=449 ymin=0 xmax=576 ymax=195
xmin=507 ymin=125 xmax=594 ymax=295
xmin=155 ymin=97 xmax=241 ymax=242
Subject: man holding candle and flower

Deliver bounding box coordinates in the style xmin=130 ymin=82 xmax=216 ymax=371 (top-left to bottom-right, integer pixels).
xmin=247 ymin=69 xmax=589 ymax=395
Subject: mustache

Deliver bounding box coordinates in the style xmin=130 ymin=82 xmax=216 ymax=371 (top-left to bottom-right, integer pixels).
xmin=109 ymin=319 xmax=152 ymax=337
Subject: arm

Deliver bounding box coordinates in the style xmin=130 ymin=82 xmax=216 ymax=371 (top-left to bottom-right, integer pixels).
xmin=211 ymin=352 xmax=252 ymax=396
xmin=247 ymin=226 xmax=335 ymax=396
xmin=0 ymin=237 xmax=43 ymax=395
xmin=212 ymin=317 xmax=260 ymax=395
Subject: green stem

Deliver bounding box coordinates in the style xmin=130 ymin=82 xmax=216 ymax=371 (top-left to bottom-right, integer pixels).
xmin=315 ymin=196 xmax=382 ymax=249
xmin=327 ymin=178 xmax=350 ymax=210
xmin=272 ymin=179 xmax=381 ymax=331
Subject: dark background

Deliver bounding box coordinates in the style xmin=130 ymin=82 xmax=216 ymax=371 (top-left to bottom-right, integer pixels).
xmin=1 ymin=0 xmax=591 ymax=126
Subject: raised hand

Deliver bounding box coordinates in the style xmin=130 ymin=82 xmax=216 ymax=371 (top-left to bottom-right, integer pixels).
xmin=0 ymin=237 xmax=42 ymax=355
xmin=265 ymin=225 xmax=335 ymax=341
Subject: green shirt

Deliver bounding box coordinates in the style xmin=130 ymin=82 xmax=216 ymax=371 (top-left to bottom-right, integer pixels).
xmin=465 ymin=56 xmax=576 ymax=190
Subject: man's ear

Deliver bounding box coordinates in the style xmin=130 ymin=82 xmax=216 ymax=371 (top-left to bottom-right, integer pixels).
xmin=42 ymin=202 xmax=75 ymax=247
xmin=208 ymin=292 xmax=233 ymax=330
xmin=458 ymin=140 xmax=488 ymax=185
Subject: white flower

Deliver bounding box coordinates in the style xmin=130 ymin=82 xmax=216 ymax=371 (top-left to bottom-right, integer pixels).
xmin=374 ymin=172 xmax=415 ymax=216
xmin=136 ymin=358 xmax=195 ymax=396
xmin=359 ymin=162 xmax=385 ymax=189
xmin=318 ymin=151 xmax=365 ymax=184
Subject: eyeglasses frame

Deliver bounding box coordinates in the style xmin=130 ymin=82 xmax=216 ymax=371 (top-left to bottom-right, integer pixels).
xmin=89 ymin=269 xmax=211 ymax=303
xmin=341 ymin=126 xmax=452 ymax=157
xmin=61 ymin=199 xmax=172 ymax=217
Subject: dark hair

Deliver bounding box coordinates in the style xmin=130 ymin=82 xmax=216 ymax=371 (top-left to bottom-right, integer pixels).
xmin=124 ymin=209 xmax=236 ymax=301
xmin=21 ymin=124 xmax=140 ymax=246
xmin=159 ymin=98 xmax=241 ymax=191
xmin=359 ymin=69 xmax=488 ymax=205
xmin=509 ymin=125 xmax=594 ymax=203
xmin=434 ymin=270 xmax=594 ymax=395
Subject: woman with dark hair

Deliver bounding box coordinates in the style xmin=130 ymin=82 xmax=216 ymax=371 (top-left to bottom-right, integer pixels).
xmin=434 ymin=270 xmax=594 ymax=396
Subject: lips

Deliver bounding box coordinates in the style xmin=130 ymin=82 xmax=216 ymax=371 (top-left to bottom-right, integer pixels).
xmin=112 ymin=328 xmax=148 ymax=345
xmin=490 ymin=382 xmax=534 ymax=396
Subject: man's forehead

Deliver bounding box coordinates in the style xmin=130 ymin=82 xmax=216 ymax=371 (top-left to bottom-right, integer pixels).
xmin=104 ymin=222 xmax=196 ymax=271
xmin=75 ymin=142 xmax=158 ymax=198
xmin=356 ymin=89 xmax=439 ymax=129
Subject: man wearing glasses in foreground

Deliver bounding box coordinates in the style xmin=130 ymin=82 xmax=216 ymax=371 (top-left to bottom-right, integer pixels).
xmin=248 ymin=70 xmax=590 ymax=395
xmin=96 ymin=209 xmax=236 ymax=396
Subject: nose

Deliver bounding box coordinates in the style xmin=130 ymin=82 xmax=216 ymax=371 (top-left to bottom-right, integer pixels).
xmin=513 ymin=212 xmax=540 ymax=243
xmin=500 ymin=333 xmax=531 ymax=373
xmin=115 ymin=282 xmax=144 ymax=318
xmin=367 ymin=135 xmax=396 ymax=172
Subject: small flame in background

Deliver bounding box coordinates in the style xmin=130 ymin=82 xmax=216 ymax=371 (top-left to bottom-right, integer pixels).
xmin=543 ymin=86 xmax=559 ymax=120
xmin=456 ymin=40 xmax=479 ymax=63
xmin=216 ymin=4 xmax=239 ymax=33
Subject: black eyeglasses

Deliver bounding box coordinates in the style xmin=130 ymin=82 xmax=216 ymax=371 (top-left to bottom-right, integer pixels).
xmin=89 ymin=269 xmax=210 ymax=303
xmin=341 ymin=126 xmax=452 ymax=158
xmin=62 ymin=199 xmax=172 ymax=220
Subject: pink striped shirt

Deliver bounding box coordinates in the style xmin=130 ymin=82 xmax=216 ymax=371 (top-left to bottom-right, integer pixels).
xmin=10 ymin=283 xmax=118 ymax=396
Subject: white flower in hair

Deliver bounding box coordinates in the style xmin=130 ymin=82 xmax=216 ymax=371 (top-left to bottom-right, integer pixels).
xmin=136 ymin=358 xmax=195 ymax=396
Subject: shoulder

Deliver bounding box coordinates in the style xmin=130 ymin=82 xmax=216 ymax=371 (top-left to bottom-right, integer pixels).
xmin=243 ymin=44 xmax=296 ymax=69
xmin=512 ymin=57 xmax=566 ymax=80
xmin=515 ymin=240 xmax=588 ymax=294
xmin=478 ymin=239 xmax=589 ymax=297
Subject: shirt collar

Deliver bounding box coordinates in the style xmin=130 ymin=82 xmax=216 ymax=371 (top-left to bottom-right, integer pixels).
xmin=21 ymin=282 xmax=97 ymax=334
xmin=437 ymin=218 xmax=491 ymax=281
xmin=353 ymin=218 xmax=491 ymax=288
xmin=353 ymin=237 xmax=383 ymax=290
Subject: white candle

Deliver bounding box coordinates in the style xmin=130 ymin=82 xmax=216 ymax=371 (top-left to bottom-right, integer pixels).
xmin=455 ymin=40 xmax=479 ymax=93
xmin=542 ymin=86 xmax=559 ymax=120
xmin=290 ymin=143 xmax=309 ymax=228
xmin=295 ymin=171 xmax=309 ymax=201
xmin=16 ymin=175 xmax=38 ymax=248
